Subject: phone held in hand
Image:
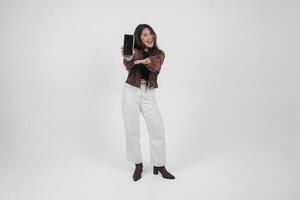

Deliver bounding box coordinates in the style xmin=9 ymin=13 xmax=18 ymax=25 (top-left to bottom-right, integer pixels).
xmin=123 ymin=34 xmax=134 ymax=56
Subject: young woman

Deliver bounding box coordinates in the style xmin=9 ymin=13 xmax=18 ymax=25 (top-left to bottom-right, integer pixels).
xmin=121 ymin=24 xmax=175 ymax=181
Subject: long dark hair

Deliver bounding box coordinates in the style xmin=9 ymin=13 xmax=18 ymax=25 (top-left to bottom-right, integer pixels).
xmin=133 ymin=24 xmax=159 ymax=52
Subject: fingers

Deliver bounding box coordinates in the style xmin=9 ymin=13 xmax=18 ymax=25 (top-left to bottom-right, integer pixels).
xmin=134 ymin=59 xmax=145 ymax=65
xmin=134 ymin=60 xmax=141 ymax=65
xmin=121 ymin=46 xmax=124 ymax=56
xmin=124 ymin=55 xmax=133 ymax=61
xmin=134 ymin=58 xmax=150 ymax=65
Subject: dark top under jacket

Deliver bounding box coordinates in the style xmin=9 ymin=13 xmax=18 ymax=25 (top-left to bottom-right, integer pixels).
xmin=139 ymin=50 xmax=150 ymax=81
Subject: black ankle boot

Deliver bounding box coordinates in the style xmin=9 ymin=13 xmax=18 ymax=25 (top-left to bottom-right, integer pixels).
xmin=133 ymin=163 xmax=143 ymax=181
xmin=153 ymin=166 xmax=175 ymax=179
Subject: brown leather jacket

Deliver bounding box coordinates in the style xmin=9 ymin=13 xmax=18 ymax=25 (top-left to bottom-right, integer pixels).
xmin=123 ymin=48 xmax=165 ymax=88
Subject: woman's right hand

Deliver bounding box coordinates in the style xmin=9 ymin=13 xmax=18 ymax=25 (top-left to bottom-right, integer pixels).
xmin=121 ymin=46 xmax=134 ymax=61
xmin=124 ymin=55 xmax=133 ymax=61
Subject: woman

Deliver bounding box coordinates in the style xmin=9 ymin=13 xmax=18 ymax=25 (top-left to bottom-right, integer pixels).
xmin=121 ymin=24 xmax=175 ymax=181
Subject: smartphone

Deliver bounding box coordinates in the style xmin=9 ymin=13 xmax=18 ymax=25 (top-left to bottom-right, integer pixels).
xmin=123 ymin=34 xmax=134 ymax=56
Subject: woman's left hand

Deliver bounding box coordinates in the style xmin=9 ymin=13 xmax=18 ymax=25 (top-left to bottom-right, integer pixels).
xmin=134 ymin=58 xmax=151 ymax=65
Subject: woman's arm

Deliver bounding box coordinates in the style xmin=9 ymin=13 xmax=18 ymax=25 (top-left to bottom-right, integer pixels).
xmin=122 ymin=49 xmax=142 ymax=72
xmin=144 ymin=50 xmax=165 ymax=73
xmin=123 ymin=56 xmax=134 ymax=71
xmin=134 ymin=50 xmax=165 ymax=73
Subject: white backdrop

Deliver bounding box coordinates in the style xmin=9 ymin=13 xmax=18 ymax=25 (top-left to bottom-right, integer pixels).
xmin=0 ymin=0 xmax=299 ymax=199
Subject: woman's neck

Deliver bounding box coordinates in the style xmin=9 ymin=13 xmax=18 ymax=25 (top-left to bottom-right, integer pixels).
xmin=144 ymin=47 xmax=149 ymax=52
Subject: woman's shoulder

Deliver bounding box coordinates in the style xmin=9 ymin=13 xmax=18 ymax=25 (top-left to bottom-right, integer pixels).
xmin=152 ymin=48 xmax=165 ymax=56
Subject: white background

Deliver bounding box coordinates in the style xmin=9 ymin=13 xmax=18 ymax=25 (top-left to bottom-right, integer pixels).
xmin=0 ymin=0 xmax=299 ymax=199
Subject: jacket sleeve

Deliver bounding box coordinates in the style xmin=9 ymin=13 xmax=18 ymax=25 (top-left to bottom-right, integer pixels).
xmin=123 ymin=58 xmax=134 ymax=71
xmin=145 ymin=50 xmax=165 ymax=73
xmin=122 ymin=49 xmax=141 ymax=72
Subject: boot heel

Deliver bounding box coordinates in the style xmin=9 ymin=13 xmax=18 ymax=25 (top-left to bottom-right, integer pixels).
xmin=153 ymin=167 xmax=158 ymax=175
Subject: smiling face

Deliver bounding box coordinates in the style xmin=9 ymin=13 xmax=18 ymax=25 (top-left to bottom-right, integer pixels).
xmin=140 ymin=28 xmax=155 ymax=49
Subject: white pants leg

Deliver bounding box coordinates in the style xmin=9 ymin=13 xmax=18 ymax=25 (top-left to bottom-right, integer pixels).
xmin=121 ymin=83 xmax=166 ymax=166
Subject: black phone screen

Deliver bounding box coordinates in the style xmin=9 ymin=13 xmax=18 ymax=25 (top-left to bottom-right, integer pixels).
xmin=123 ymin=34 xmax=134 ymax=56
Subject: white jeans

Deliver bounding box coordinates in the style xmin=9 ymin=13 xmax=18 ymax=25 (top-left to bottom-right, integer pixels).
xmin=121 ymin=83 xmax=166 ymax=166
